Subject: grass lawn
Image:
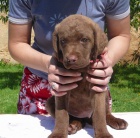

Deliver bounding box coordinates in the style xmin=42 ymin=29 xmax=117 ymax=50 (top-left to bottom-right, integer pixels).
xmin=110 ymin=64 xmax=140 ymax=112
xmin=0 ymin=62 xmax=140 ymax=114
xmin=0 ymin=62 xmax=23 ymax=114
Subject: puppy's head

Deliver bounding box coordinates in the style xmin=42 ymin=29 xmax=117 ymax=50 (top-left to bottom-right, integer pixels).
xmin=52 ymin=14 xmax=108 ymax=69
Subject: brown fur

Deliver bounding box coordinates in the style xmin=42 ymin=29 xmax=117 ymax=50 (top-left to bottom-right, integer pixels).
xmin=46 ymin=14 xmax=128 ymax=138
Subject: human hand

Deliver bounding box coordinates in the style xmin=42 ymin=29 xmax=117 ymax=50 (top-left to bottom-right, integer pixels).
xmin=86 ymin=48 xmax=113 ymax=92
xmin=48 ymin=56 xmax=83 ymax=96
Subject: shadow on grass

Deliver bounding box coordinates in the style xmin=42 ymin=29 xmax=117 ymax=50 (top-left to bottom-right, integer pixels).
xmin=110 ymin=64 xmax=140 ymax=91
xmin=0 ymin=71 xmax=23 ymax=89
xmin=0 ymin=64 xmax=140 ymax=91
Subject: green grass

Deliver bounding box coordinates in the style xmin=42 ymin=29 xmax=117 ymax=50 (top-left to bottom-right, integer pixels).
xmin=0 ymin=62 xmax=23 ymax=114
xmin=0 ymin=62 xmax=140 ymax=113
xmin=110 ymin=64 xmax=140 ymax=112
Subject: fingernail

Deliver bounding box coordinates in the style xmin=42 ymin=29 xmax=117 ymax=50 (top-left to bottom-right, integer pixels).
xmin=76 ymin=72 xmax=81 ymax=76
xmin=78 ymin=77 xmax=83 ymax=80
xmin=75 ymin=84 xmax=78 ymax=88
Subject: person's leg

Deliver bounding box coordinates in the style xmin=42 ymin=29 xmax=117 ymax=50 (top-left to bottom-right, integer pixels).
xmin=17 ymin=67 xmax=52 ymax=114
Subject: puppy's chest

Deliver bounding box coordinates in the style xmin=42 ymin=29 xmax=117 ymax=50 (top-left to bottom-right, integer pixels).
xmin=66 ymin=75 xmax=93 ymax=118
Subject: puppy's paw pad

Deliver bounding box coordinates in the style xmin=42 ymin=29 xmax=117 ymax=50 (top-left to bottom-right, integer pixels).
xmin=68 ymin=121 xmax=82 ymax=135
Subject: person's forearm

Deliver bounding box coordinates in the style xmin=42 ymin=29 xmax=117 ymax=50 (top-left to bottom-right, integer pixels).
xmin=107 ymin=35 xmax=130 ymax=66
xmin=8 ymin=42 xmax=51 ymax=73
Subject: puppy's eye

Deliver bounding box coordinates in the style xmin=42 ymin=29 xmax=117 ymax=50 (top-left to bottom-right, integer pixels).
xmin=60 ymin=39 xmax=66 ymax=45
xmin=81 ymin=38 xmax=88 ymax=43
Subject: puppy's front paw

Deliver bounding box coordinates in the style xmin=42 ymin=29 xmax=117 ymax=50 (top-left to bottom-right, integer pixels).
xmin=48 ymin=133 xmax=67 ymax=138
xmin=68 ymin=120 xmax=83 ymax=135
xmin=106 ymin=114 xmax=128 ymax=130
xmin=95 ymin=134 xmax=113 ymax=138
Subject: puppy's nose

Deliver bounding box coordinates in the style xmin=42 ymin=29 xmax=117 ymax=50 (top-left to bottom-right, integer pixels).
xmin=66 ymin=55 xmax=78 ymax=64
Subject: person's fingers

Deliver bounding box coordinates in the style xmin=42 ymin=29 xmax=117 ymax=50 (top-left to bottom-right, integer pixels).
xmin=87 ymin=67 xmax=113 ymax=77
xmin=48 ymin=55 xmax=83 ymax=96
xmin=50 ymin=82 xmax=78 ymax=92
xmin=49 ymin=73 xmax=83 ymax=85
xmin=91 ymin=85 xmax=108 ymax=92
xmin=50 ymin=82 xmax=78 ymax=96
xmin=90 ymin=50 xmax=112 ymax=69
xmin=49 ymin=65 xmax=81 ymax=77
xmin=50 ymin=90 xmax=67 ymax=97
xmin=86 ymin=75 xmax=111 ymax=86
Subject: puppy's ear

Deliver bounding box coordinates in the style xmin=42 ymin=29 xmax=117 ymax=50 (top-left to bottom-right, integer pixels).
xmin=52 ymin=24 xmax=63 ymax=61
xmin=91 ymin=23 xmax=108 ymax=60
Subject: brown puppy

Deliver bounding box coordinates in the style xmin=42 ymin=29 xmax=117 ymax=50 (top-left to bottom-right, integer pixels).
xmin=46 ymin=14 xmax=128 ymax=138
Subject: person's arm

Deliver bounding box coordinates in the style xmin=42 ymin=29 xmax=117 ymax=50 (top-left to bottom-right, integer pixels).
xmin=86 ymin=15 xmax=131 ymax=92
xmin=106 ymin=15 xmax=131 ymax=66
xmin=8 ymin=22 xmax=82 ymax=96
xmin=8 ymin=22 xmax=51 ymax=73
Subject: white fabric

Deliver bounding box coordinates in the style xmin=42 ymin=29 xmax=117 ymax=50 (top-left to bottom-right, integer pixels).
xmin=0 ymin=112 xmax=139 ymax=138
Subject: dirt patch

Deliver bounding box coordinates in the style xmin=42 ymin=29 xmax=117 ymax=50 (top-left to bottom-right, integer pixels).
xmin=0 ymin=22 xmax=15 ymax=63
xmin=0 ymin=21 xmax=34 ymax=64
xmin=0 ymin=21 xmax=140 ymax=64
